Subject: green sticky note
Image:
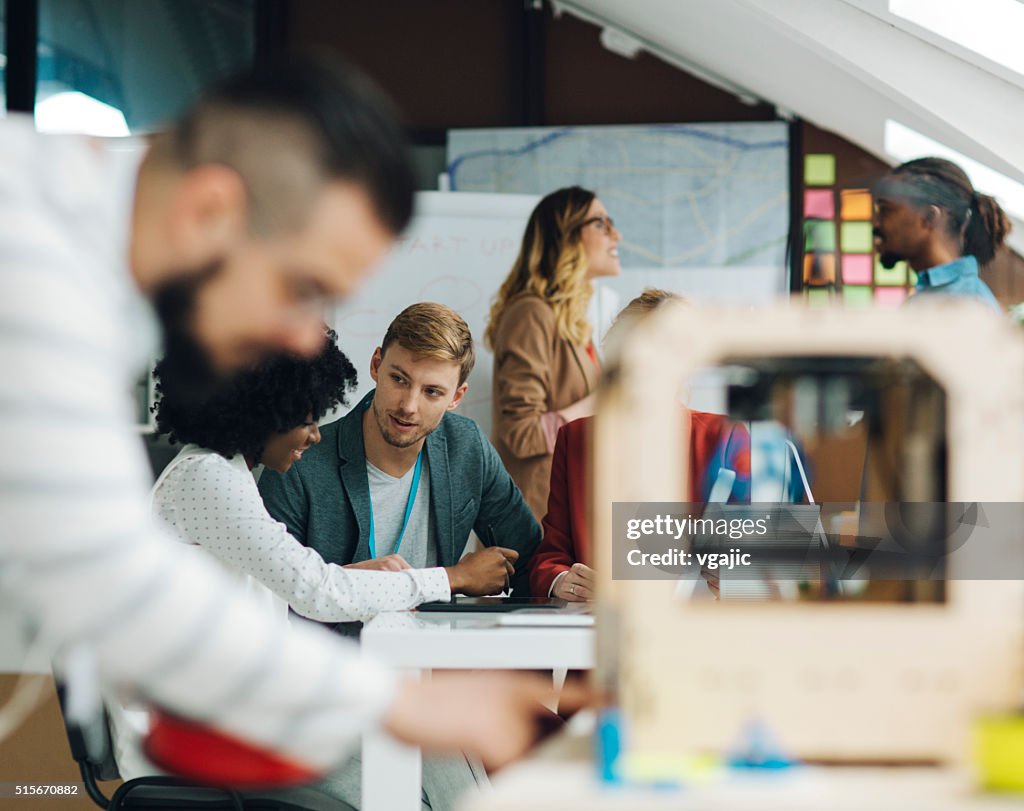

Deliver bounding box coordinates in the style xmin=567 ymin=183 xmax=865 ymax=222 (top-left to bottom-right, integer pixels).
xmin=805 ymin=154 xmax=836 ymax=186
xmin=843 ymin=285 xmax=873 ymax=308
xmin=840 ymin=221 xmax=874 ymax=253
xmin=874 ymin=257 xmax=908 ymax=286
xmin=806 ymin=288 xmax=832 ymax=308
xmin=804 ymin=219 xmax=836 ymax=252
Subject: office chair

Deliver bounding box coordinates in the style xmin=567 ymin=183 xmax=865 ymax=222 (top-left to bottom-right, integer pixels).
xmin=54 ymin=678 xmax=342 ymax=811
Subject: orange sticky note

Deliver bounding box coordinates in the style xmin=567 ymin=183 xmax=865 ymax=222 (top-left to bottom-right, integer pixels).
xmin=841 ymin=189 xmax=872 ymax=221
xmin=803 ymin=252 xmax=836 ymax=284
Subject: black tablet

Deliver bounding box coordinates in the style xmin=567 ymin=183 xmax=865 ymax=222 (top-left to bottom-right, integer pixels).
xmin=416 ymin=596 xmax=562 ymax=612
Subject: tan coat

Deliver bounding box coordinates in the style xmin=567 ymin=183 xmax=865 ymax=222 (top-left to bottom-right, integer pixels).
xmin=490 ymin=294 xmax=601 ymax=520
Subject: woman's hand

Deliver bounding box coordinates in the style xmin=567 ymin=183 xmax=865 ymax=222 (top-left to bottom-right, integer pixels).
xmin=700 ymin=562 xmax=721 ymax=598
xmin=552 ymin=562 xmax=595 ymax=601
xmin=557 ymin=393 xmax=597 ymax=425
xmin=344 ymin=554 xmax=410 ymax=572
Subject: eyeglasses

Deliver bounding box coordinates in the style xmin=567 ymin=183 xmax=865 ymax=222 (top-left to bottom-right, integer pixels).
xmin=580 ymin=215 xmax=617 ymax=234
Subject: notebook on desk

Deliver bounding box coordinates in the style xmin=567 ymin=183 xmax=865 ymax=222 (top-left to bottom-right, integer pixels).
xmin=497 ymin=604 xmax=594 ymax=626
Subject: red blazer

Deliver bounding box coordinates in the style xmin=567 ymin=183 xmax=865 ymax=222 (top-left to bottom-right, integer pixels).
xmin=529 ymin=411 xmax=750 ymax=599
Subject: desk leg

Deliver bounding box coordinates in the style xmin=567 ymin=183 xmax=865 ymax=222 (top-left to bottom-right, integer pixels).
xmin=362 ymin=668 xmax=423 ymax=811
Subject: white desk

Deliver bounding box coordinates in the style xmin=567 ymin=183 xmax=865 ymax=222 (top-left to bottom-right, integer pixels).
xmin=460 ymin=760 xmax=1023 ymax=811
xmin=458 ymin=722 xmax=1022 ymax=811
xmin=360 ymin=610 xmax=594 ymax=811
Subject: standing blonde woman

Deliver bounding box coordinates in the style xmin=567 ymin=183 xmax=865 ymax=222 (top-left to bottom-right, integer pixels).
xmin=485 ymin=186 xmax=622 ymax=520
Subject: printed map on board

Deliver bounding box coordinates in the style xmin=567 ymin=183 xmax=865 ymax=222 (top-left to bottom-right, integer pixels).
xmin=447 ymin=123 xmax=789 ymax=269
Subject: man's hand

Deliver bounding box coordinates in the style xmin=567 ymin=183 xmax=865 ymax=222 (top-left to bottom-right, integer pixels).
xmin=552 ymin=562 xmax=595 ymax=602
xmin=383 ymin=673 xmax=593 ymax=770
xmin=343 ymin=554 xmax=410 ymax=572
xmin=445 ymin=547 xmax=518 ymax=595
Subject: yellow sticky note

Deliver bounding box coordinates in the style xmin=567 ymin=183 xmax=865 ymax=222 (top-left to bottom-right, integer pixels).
xmin=840 ymin=221 xmax=873 ymax=253
xmin=874 ymin=257 xmax=907 ymax=286
xmin=805 ymin=154 xmax=836 ymax=186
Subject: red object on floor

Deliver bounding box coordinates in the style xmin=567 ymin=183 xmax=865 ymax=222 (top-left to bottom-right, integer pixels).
xmin=144 ymin=709 xmax=320 ymax=790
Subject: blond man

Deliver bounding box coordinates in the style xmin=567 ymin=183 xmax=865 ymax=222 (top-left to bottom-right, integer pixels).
xmin=259 ymin=303 xmax=540 ymax=602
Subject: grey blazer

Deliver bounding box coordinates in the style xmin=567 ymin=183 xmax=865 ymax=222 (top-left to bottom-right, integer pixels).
xmin=258 ymin=390 xmax=541 ymax=597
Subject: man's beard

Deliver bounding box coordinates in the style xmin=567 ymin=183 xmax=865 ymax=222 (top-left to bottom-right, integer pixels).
xmin=874 ymin=227 xmax=903 ymax=270
xmin=151 ymin=261 xmax=231 ymax=405
xmin=878 ymin=251 xmax=902 ymax=270
xmin=372 ymin=400 xmax=429 ymax=449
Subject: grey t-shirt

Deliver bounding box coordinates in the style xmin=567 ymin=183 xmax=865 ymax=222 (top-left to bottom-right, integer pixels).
xmin=366 ymin=453 xmax=437 ymax=568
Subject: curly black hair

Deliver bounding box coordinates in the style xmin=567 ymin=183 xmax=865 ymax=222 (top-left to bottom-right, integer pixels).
xmin=152 ymin=328 xmax=358 ymax=462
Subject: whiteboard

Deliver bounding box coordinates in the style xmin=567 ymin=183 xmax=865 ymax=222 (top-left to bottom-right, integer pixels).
xmin=329 ymin=191 xmax=788 ymax=435
xmin=330 ymin=191 xmax=540 ymax=435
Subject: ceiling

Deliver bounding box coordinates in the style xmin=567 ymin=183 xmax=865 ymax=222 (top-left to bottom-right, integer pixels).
xmin=553 ymin=0 xmax=1024 ymax=249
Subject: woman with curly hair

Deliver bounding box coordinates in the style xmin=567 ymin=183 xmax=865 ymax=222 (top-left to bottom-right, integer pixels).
xmin=485 ymin=186 xmax=621 ymax=520
xmin=149 ymin=329 xmax=455 ymax=623
xmin=114 ymin=330 xmax=482 ymax=811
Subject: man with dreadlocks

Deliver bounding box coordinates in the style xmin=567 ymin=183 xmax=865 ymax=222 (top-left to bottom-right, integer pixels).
xmin=872 ymin=157 xmax=1010 ymax=311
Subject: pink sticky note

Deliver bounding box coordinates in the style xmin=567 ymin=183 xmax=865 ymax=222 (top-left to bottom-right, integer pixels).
xmin=874 ymin=287 xmax=907 ymax=307
xmin=804 ymin=190 xmax=835 ymax=219
xmin=841 ymin=254 xmax=873 ymax=285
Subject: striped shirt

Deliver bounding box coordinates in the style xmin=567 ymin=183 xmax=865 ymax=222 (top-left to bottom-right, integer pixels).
xmin=0 ymin=117 xmax=397 ymax=770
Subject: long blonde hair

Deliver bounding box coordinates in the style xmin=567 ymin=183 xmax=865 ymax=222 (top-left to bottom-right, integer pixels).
xmin=485 ymin=186 xmax=597 ymax=349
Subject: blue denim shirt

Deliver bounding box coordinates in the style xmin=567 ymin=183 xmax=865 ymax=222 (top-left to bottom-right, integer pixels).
xmin=909 ymin=255 xmax=999 ymax=312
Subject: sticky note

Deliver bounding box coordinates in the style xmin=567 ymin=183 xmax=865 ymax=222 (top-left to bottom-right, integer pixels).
xmin=804 ymin=189 xmax=834 ymax=219
xmin=841 ymin=189 xmax=872 ymax=220
xmin=875 ymin=287 xmax=907 ymax=307
xmin=841 ymin=254 xmax=873 ymax=285
xmin=874 ymin=257 xmax=907 ymax=286
xmin=843 ymin=286 xmax=873 ymax=308
xmin=840 ymin=221 xmax=873 ymax=253
xmin=803 ymin=252 xmax=836 ymax=284
xmin=804 ymin=219 xmax=836 ymax=252
xmin=806 ymin=287 xmax=832 ymax=308
xmin=805 ymin=154 xmax=836 ymax=186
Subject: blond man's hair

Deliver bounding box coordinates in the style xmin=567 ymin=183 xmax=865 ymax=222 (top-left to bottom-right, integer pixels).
xmin=485 ymin=186 xmax=597 ymax=349
xmin=381 ymin=302 xmax=476 ymax=386
xmin=616 ymin=288 xmax=681 ymax=321
xmin=602 ymin=288 xmax=683 ymax=356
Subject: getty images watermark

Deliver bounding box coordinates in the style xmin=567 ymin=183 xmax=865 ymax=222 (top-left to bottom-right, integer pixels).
xmin=612 ymin=502 xmax=1024 ymax=581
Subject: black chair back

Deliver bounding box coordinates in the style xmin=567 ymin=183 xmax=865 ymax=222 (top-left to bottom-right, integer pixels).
xmin=52 ymin=674 xmax=337 ymax=810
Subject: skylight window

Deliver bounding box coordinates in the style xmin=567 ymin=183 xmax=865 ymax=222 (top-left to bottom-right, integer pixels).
xmin=890 ymin=0 xmax=1024 ymax=78
xmin=884 ymin=119 xmax=1024 ymax=222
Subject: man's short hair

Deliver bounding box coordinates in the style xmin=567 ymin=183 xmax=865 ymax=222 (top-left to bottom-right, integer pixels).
xmin=603 ymin=287 xmax=684 ymax=359
xmin=163 ymin=55 xmax=416 ymax=236
xmin=381 ymin=303 xmax=476 ymax=386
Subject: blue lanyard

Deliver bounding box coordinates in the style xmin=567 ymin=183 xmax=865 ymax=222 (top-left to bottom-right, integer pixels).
xmin=367 ymin=450 xmax=424 ymax=558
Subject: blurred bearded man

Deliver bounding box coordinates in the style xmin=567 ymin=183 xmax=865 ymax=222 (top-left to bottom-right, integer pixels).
xmin=0 ymin=57 xmax=564 ymax=790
